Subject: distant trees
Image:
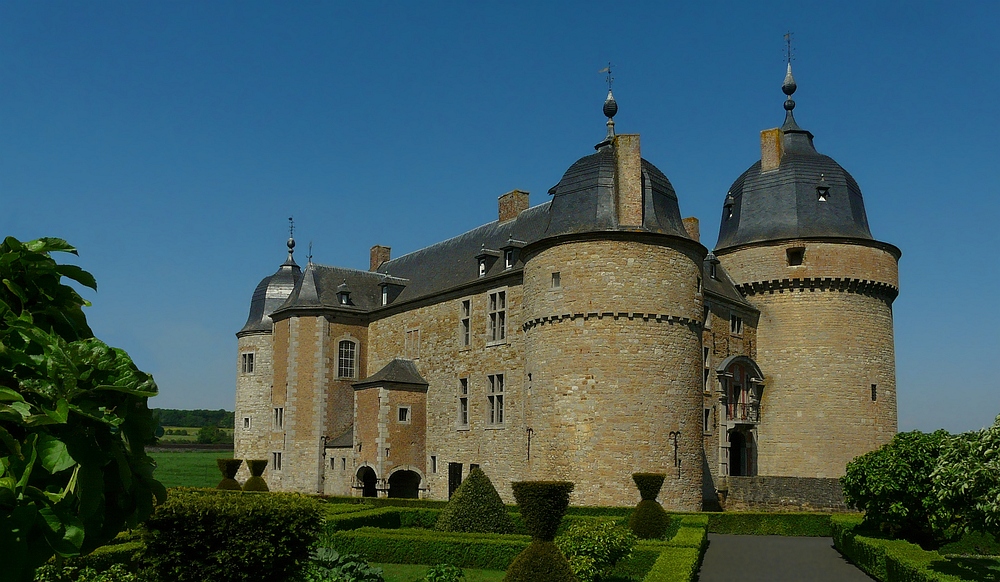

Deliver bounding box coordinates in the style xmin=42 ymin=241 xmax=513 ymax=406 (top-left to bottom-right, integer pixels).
xmin=154 ymin=408 xmax=234 ymax=429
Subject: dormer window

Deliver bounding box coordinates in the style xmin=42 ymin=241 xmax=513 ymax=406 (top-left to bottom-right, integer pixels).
xmin=504 ymin=249 xmax=514 ymax=270
xmin=476 ymin=247 xmax=501 ymax=277
xmin=381 ymin=286 xmax=388 ymax=306
xmin=479 ymin=259 xmax=487 ymax=277
xmin=816 ymin=174 xmax=830 ymax=202
xmin=336 ymin=281 xmax=351 ymax=305
xmin=724 ymin=193 xmax=735 ymax=220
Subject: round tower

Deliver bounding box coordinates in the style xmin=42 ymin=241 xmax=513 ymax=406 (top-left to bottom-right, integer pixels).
xmin=521 ymin=91 xmax=707 ymax=509
xmin=714 ymin=65 xmax=900 ymax=479
xmin=235 ymin=233 xmax=301 ymax=480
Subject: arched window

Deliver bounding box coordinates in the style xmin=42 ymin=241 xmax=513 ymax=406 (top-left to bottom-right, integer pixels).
xmin=338 ymin=340 xmax=356 ymax=379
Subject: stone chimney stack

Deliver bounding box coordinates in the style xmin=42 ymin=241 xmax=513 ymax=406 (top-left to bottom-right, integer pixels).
xmin=683 ymin=217 xmax=700 ymax=242
xmin=498 ymin=190 xmax=529 ymax=223
xmin=760 ymin=128 xmax=784 ymax=172
xmin=370 ymin=245 xmax=391 ymax=271
xmin=613 ymin=134 xmax=643 ymax=227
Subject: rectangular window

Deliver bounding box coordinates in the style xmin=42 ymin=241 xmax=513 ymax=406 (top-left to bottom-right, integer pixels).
xmin=488 ymin=373 xmax=505 ymax=425
xmin=478 ymin=259 xmax=487 ymax=277
xmin=710 ymin=263 xmax=718 ymax=279
xmin=551 ymin=272 xmax=561 ymax=288
xmin=504 ymin=249 xmax=514 ymax=270
xmin=461 ymin=300 xmax=471 ymax=347
xmin=704 ymin=407 xmax=713 ymax=434
xmin=241 ymin=352 xmax=255 ymax=374
xmin=703 ymin=346 xmax=711 ymax=392
xmin=458 ymin=378 xmax=469 ymax=427
xmin=871 ymin=384 xmax=878 ymax=402
xmin=787 ymin=247 xmax=805 ymax=266
xmin=381 ymin=286 xmax=388 ymax=306
xmin=273 ymin=407 xmax=284 ymax=429
xmin=730 ymin=315 xmax=743 ymax=335
xmin=431 ymin=455 xmax=438 ymax=474
xmin=488 ymin=290 xmax=506 ymax=343
xmin=330 ymin=457 xmax=336 ymax=470
xmin=272 ymin=451 xmax=282 ymax=471
xmin=338 ymin=340 xmax=356 ymax=378
xmin=243 ymin=416 xmax=251 ymax=430
xmin=405 ymin=329 xmax=421 ymax=358
xmin=398 ymin=406 xmax=410 ymax=423
xmin=341 ymin=458 xmax=346 ymax=470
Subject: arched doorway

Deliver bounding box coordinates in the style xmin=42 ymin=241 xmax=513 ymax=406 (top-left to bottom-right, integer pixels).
xmin=357 ymin=466 xmax=377 ymax=498
xmin=729 ymin=430 xmax=746 ymax=476
xmin=387 ymin=470 xmax=421 ymax=499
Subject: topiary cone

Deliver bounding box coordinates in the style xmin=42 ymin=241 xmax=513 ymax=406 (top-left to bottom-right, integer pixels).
xmin=629 ymin=473 xmax=669 ymax=539
xmin=436 ymin=466 xmax=514 ymax=533
xmin=243 ymin=459 xmax=269 ymax=491
xmin=216 ymin=458 xmax=243 ymax=491
xmin=504 ymin=481 xmax=577 ymax=582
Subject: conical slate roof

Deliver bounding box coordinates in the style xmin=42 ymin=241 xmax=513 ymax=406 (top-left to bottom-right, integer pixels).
xmin=238 ymin=249 xmax=302 ymax=335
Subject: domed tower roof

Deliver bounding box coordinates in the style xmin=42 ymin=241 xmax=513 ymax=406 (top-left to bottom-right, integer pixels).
xmin=541 ymin=90 xmax=690 ymax=240
xmin=237 ymin=235 xmax=302 ymax=336
xmin=715 ymin=64 xmax=874 ymax=252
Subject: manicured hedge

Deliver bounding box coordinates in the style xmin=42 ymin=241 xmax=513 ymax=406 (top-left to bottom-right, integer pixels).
xmin=831 ymin=514 xmax=1000 ymax=582
xmin=61 ymin=541 xmax=144 ymax=573
xmin=143 ymin=490 xmax=323 ymax=582
xmin=322 ymin=495 xmax=451 ymax=509
xmin=664 ymin=525 xmax=707 ymax=549
xmin=436 ymin=467 xmax=514 ymax=534
xmin=641 ymin=547 xmax=703 ymax=582
xmin=704 ymin=512 xmax=833 ymax=536
xmin=324 ymin=527 xmax=530 ymax=570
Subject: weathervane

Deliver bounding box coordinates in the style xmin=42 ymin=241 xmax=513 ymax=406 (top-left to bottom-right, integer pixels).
xmin=307 ymin=241 xmax=313 ymax=265
xmin=599 ymin=62 xmax=614 ymax=91
xmin=288 ymin=216 xmax=295 ymax=239
xmin=784 ymin=31 xmax=794 ymax=66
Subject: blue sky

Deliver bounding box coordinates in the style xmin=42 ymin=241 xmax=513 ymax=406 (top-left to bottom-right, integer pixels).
xmin=1 ymin=2 xmax=996 ymax=432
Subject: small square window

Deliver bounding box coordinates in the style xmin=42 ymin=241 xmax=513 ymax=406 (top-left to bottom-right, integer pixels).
xmin=551 ymin=272 xmax=561 ymax=288
xmin=243 ymin=416 xmax=251 ymax=430
xmin=398 ymin=406 xmax=411 ymax=423
xmin=730 ymin=315 xmax=743 ymax=335
xmin=787 ymin=248 xmax=804 ymax=266
xmin=272 ymin=451 xmax=282 ymax=471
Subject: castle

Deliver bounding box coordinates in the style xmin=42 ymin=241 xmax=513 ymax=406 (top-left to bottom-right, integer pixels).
xmin=234 ymin=65 xmax=899 ymax=510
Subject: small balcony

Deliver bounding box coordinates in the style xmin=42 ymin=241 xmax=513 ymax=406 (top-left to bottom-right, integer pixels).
xmin=726 ymin=402 xmax=759 ymax=424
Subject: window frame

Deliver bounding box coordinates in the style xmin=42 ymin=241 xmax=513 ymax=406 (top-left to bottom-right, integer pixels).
xmin=487 ymin=288 xmax=507 ymax=345
xmin=460 ymin=299 xmax=471 ymax=347
xmin=457 ymin=377 xmax=470 ymax=429
xmin=730 ymin=314 xmax=743 ymax=336
xmin=272 ymin=451 xmax=282 ymax=471
xmin=397 ymin=406 xmax=411 ymax=424
xmin=273 ymin=407 xmax=284 ymax=430
xmin=405 ymin=328 xmax=421 ymax=359
xmin=487 ymin=373 xmax=505 ymax=427
xmin=337 ymin=339 xmax=358 ymax=379
xmin=241 ymin=352 xmax=255 ymax=374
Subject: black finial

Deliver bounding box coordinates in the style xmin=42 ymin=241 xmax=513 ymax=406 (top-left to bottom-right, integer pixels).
xmin=283 ymin=216 xmax=297 ymax=266
xmin=307 ymin=241 xmax=313 ymax=266
xmin=782 ymin=32 xmax=797 ymax=105
xmin=596 ymin=62 xmax=617 ymax=148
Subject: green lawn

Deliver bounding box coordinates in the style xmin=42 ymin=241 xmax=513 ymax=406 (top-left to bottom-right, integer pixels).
xmin=150 ymin=450 xmax=231 ymax=488
xmin=375 ymin=563 xmax=505 ymax=582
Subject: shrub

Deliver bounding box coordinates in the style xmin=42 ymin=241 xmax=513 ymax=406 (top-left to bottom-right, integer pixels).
xmin=705 ymin=512 xmax=832 ymax=536
xmin=142 ymin=489 xmax=322 ymax=582
xmin=555 ymin=520 xmax=636 ymax=582
xmin=242 ymin=459 xmax=269 ymax=492
xmin=423 ymin=563 xmax=465 ymax=582
xmin=436 ymin=467 xmax=515 ymax=534
xmin=198 ymin=425 xmax=232 ymax=445
xmin=640 ymin=547 xmax=702 ymax=582
xmin=932 ymin=415 xmax=1000 ymax=540
xmin=299 ymin=548 xmax=384 ymax=582
xmin=511 ymin=481 xmax=574 ymax=541
xmin=505 ymin=481 xmax=577 ymax=581
xmin=324 ymin=528 xmax=529 ymax=570
xmin=629 ymin=473 xmax=669 ymax=539
xmin=216 ymin=458 xmax=243 ymax=490
xmin=841 ymin=430 xmax=952 ymax=547
xmin=503 ymin=541 xmax=578 ymax=582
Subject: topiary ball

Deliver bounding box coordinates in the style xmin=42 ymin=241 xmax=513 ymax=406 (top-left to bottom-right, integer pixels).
xmin=503 ymin=540 xmax=577 ymax=582
xmin=629 ymin=499 xmax=669 ymax=539
xmin=511 ymin=481 xmax=574 ymax=542
xmin=632 ymin=473 xmax=665 ymax=501
xmin=217 ymin=458 xmax=243 ymax=490
xmin=436 ymin=467 xmax=514 ymax=534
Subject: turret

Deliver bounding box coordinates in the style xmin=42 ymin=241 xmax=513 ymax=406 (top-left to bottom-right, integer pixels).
xmin=714 ymin=63 xmax=900 ymax=479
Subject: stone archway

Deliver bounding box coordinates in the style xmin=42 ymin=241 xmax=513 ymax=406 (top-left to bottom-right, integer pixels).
xmin=387 ymin=469 xmax=421 ymax=499
xmin=357 ymin=466 xmax=377 ymax=498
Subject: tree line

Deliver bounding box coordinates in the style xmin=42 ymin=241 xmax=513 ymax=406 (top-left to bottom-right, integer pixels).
xmin=154 ymin=408 xmax=234 ymax=429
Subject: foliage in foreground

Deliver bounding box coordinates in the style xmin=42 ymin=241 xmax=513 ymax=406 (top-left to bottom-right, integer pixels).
xmin=298 ymin=548 xmax=384 ymax=582
xmin=555 ymin=520 xmax=636 ymax=582
xmin=0 ymin=236 xmax=165 ymax=582
xmin=931 ymin=415 xmax=1000 ymax=540
xmin=435 ymin=467 xmax=514 ymax=535
xmin=841 ymin=430 xmax=952 ymax=546
xmin=142 ymin=490 xmax=323 ymax=582
xmin=423 ymin=563 xmax=465 ymax=582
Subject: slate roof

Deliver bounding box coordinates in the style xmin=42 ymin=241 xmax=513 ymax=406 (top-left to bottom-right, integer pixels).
xmin=274 ymin=263 xmax=393 ymax=314
xmin=715 ymin=111 xmax=874 ymax=251
xmin=238 ymin=257 xmax=302 ymax=335
xmin=703 ymin=256 xmax=754 ymax=309
xmin=326 ymin=427 xmax=354 ymax=448
xmin=353 ymin=358 xmax=428 ymax=390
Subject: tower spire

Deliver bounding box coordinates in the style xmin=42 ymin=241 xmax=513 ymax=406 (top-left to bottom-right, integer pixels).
xmin=780 ymin=32 xmax=802 ymax=132
xmin=284 ymin=216 xmax=298 ymax=266
xmin=596 ymin=62 xmax=618 ymax=149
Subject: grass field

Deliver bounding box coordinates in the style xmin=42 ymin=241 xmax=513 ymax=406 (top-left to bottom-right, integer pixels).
xmin=375 ymin=563 xmax=505 ymax=582
xmin=150 ymin=450 xmax=231 ymax=488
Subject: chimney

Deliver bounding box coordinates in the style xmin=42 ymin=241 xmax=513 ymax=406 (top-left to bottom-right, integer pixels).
xmin=683 ymin=217 xmax=700 ymax=242
xmin=498 ymin=190 xmax=529 ymax=223
xmin=370 ymin=245 xmax=391 ymax=271
xmin=613 ymin=134 xmax=643 ymax=227
xmin=760 ymin=128 xmax=784 ymax=172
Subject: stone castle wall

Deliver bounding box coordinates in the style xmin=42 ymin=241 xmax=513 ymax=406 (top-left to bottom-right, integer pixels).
xmin=522 ymin=238 xmax=706 ymax=510
xmin=720 ymin=475 xmax=850 ymax=512
xmin=234 ymin=332 xmax=274 ymax=482
xmin=718 ymin=240 xmax=898 ymax=478
xmin=367 ymin=280 xmax=527 ymax=502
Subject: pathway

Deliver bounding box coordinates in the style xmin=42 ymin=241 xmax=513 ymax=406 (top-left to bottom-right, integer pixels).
xmin=697 ymin=534 xmax=874 ymax=581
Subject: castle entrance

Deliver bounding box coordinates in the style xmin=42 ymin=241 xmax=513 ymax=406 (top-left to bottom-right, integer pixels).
xmin=388 ymin=470 xmax=421 ymax=499
xmin=356 ymin=466 xmax=377 ymax=497
xmin=728 ymin=428 xmax=756 ymax=476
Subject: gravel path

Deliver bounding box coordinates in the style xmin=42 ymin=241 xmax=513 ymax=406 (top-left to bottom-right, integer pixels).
xmin=697 ymin=534 xmax=875 ymax=581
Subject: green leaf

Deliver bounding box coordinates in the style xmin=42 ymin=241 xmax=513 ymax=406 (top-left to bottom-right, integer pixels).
xmin=26 ymin=237 xmax=78 ymax=255
xmin=0 ymin=387 xmax=25 ymax=402
xmin=37 ymin=434 xmax=75 ymax=474
xmin=54 ymin=264 xmax=97 ymax=291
